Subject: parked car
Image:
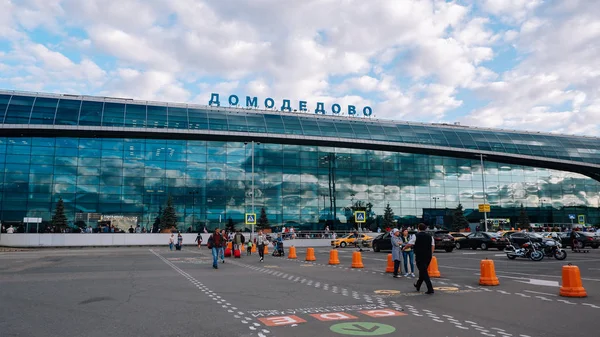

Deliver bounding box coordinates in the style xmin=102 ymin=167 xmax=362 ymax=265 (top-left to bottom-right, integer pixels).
xmin=371 ymin=230 xmax=417 ymax=252
xmin=455 ymin=232 xmax=509 ymax=250
xmin=427 ymin=230 xmax=455 ymax=252
xmin=558 ymin=232 xmax=600 ymax=249
xmin=331 ymin=233 xmax=374 ymax=248
xmin=449 ymin=232 xmax=468 ymax=249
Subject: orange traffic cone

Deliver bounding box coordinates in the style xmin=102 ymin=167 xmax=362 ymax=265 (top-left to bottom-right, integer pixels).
xmin=305 ymin=247 xmax=316 ymax=261
xmin=427 ymin=256 xmax=441 ymax=278
xmin=263 ymin=244 xmax=269 ymax=254
xmin=560 ymin=264 xmax=587 ymax=297
xmin=385 ymin=254 xmax=394 ymax=273
xmin=251 ymin=243 xmax=257 ymax=253
xmin=227 ymin=242 xmax=232 ymax=250
xmin=479 ymin=259 xmax=499 ymax=286
xmin=329 ymin=249 xmax=340 ymax=265
xmin=351 ymin=251 xmax=364 ymax=268
xmin=288 ymin=246 xmax=297 ymax=259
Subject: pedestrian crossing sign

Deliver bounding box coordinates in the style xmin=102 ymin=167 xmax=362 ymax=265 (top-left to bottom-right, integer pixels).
xmin=245 ymin=213 xmax=256 ymax=225
xmin=355 ymin=211 xmax=366 ymax=223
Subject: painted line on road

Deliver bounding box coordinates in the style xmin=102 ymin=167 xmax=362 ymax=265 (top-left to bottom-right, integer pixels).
xmin=523 ymin=290 xmax=558 ymax=297
xmin=445 ymin=265 xmax=600 ymax=282
xmin=150 ymin=250 xmax=269 ymax=337
xmin=515 ymin=279 xmax=560 ymax=287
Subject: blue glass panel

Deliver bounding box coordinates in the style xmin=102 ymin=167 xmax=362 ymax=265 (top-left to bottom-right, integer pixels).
xmin=102 ymin=102 xmax=125 ymax=127
xmin=30 ymin=97 xmax=58 ymax=125
xmin=167 ymin=107 xmax=188 ymax=129
xmin=245 ymin=115 xmax=267 ymax=132
xmin=124 ymin=104 xmax=146 ymax=128
xmin=226 ymin=114 xmax=248 ymax=132
xmin=188 ymin=108 xmax=209 ymax=130
xmin=4 ymin=95 xmax=34 ymax=124
xmin=264 ymin=114 xmax=285 ymax=133
xmin=146 ymin=105 xmax=167 ymax=129
xmin=55 ymin=98 xmax=81 ymax=125
xmin=79 ymin=101 xmax=103 ymax=126
xmin=208 ymin=113 xmax=228 ymax=131
xmin=0 ymin=94 xmax=11 ymax=123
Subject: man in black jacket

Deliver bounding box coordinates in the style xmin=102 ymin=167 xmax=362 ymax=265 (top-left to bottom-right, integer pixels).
xmin=403 ymin=223 xmax=435 ymax=294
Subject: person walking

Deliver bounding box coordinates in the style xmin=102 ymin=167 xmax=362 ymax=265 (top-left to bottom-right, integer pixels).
xmin=390 ymin=228 xmax=402 ymax=278
xmin=195 ymin=232 xmax=203 ymax=248
xmin=257 ymin=230 xmax=267 ymax=262
xmin=400 ymin=228 xmax=415 ymax=277
xmin=207 ymin=228 xmax=224 ymax=269
xmin=176 ymin=232 xmax=183 ymax=250
xmin=168 ymin=233 xmax=175 ymax=251
xmin=219 ymin=229 xmax=227 ymax=263
xmin=403 ymin=223 xmax=435 ymax=294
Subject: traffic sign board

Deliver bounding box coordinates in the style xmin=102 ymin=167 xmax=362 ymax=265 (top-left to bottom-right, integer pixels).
xmin=568 ymin=214 xmax=576 ymax=220
xmin=478 ymin=204 xmax=490 ymax=213
xmin=355 ymin=211 xmax=366 ymax=223
xmin=330 ymin=322 xmax=395 ymax=335
xmin=245 ymin=213 xmax=256 ymax=225
xmin=578 ymin=214 xmax=585 ymax=225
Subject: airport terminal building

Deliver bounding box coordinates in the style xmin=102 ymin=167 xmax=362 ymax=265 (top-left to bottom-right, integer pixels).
xmin=1 ymin=90 xmax=599 ymax=232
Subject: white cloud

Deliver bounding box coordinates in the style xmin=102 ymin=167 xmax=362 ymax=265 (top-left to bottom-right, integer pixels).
xmin=0 ymin=0 xmax=599 ymax=136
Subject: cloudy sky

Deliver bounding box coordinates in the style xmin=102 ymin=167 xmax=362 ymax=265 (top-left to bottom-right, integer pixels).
xmin=1 ymin=0 xmax=599 ymax=135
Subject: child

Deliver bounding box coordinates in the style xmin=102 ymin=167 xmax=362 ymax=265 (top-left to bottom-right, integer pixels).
xmin=246 ymin=241 xmax=253 ymax=256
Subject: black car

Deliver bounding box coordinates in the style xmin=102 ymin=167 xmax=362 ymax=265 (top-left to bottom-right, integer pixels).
xmin=507 ymin=232 xmax=544 ymax=247
xmin=558 ymin=232 xmax=600 ymax=249
xmin=426 ymin=230 xmax=455 ymax=252
xmin=371 ymin=231 xmax=417 ymax=252
xmin=456 ymin=232 xmax=509 ymax=250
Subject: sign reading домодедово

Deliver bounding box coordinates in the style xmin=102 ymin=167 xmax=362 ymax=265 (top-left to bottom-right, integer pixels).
xmin=209 ymin=93 xmax=373 ymax=117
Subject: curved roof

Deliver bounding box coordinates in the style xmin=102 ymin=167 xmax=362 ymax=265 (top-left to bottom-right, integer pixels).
xmin=1 ymin=90 xmax=599 ymax=181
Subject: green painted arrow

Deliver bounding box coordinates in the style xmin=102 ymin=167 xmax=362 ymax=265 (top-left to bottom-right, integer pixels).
xmin=330 ymin=322 xmax=396 ymax=336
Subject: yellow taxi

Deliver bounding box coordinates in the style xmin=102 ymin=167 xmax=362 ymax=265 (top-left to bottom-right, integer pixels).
xmin=331 ymin=233 xmax=374 ymax=248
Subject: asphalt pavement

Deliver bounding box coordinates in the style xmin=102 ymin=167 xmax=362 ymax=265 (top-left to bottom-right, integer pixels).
xmin=1 ymin=244 xmax=598 ymax=337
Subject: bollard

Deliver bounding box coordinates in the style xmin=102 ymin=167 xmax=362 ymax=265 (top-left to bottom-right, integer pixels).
xmin=329 ymin=249 xmax=340 ymax=265
xmin=385 ymin=254 xmax=394 ymax=273
xmin=288 ymin=246 xmax=297 ymax=259
xmin=305 ymin=247 xmax=316 ymax=261
xmin=560 ymin=264 xmax=587 ymax=297
xmin=427 ymin=256 xmax=441 ymax=278
xmin=479 ymin=258 xmax=499 ymax=286
xmin=351 ymin=251 xmax=364 ymax=268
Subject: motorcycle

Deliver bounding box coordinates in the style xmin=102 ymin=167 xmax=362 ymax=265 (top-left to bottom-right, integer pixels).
xmin=540 ymin=238 xmax=567 ymax=260
xmin=504 ymin=238 xmax=544 ymax=261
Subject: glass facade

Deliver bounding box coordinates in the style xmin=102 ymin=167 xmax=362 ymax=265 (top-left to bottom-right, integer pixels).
xmin=1 ymin=137 xmax=599 ymax=231
xmin=2 ymin=91 xmax=600 ymax=166
xmin=1 ymin=90 xmax=599 ymax=231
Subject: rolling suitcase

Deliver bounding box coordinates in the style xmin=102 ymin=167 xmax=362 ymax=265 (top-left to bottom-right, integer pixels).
xmin=234 ymin=249 xmax=241 ymax=258
xmin=175 ymin=244 xmax=181 ymax=251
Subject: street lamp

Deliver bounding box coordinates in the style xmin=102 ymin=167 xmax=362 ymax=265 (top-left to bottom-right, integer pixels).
xmin=477 ymin=154 xmax=489 ymax=231
xmin=245 ymin=141 xmax=260 ymax=240
xmin=432 ymin=196 xmax=440 ymax=209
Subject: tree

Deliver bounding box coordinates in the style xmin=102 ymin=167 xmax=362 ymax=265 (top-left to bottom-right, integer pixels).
xmin=452 ymin=204 xmax=469 ymax=232
xmin=152 ymin=206 xmax=163 ymax=233
xmin=51 ymin=197 xmax=68 ymax=233
xmin=258 ymin=207 xmax=270 ymax=230
xmin=383 ymin=203 xmax=395 ymax=229
xmin=160 ymin=195 xmax=178 ymax=231
xmin=518 ymin=203 xmax=531 ymax=229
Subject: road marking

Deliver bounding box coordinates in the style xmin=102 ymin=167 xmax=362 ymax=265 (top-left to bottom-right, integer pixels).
xmin=310 ymin=312 xmax=358 ymax=322
xmin=462 ymin=253 xmax=477 ymax=255
xmin=494 ymin=254 xmax=506 ymax=256
xmin=150 ymin=250 xmax=268 ymax=336
xmin=582 ymin=303 xmax=600 ymax=309
xmin=523 ymin=290 xmax=557 ymax=297
xmin=556 ymin=299 xmax=576 ymax=305
xmin=515 ymin=279 xmax=560 ymax=287
xmin=444 ymin=265 xmax=600 ymax=282
xmin=434 ymin=286 xmax=459 ymax=291
xmin=258 ymin=315 xmax=307 ymax=326
xmin=330 ymin=322 xmax=396 ymax=336
xmin=374 ymin=290 xmax=401 ymax=295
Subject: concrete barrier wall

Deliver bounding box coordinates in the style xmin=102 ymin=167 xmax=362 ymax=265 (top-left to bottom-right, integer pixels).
xmin=0 ymin=233 xmax=333 ymax=248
